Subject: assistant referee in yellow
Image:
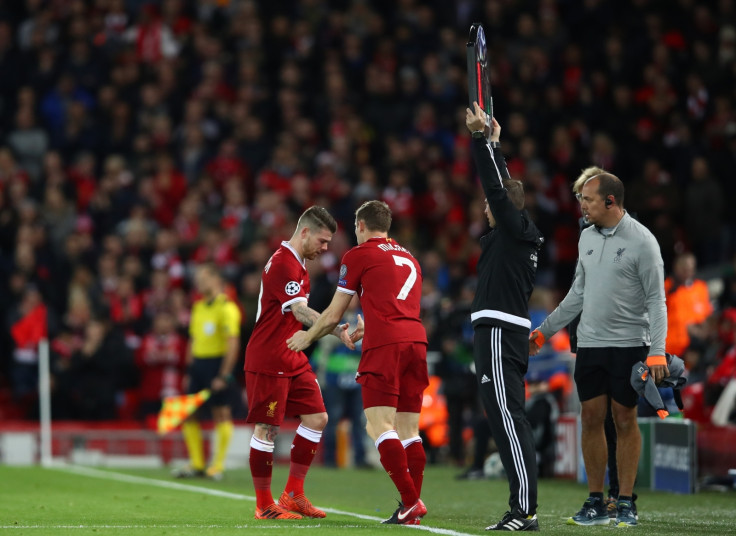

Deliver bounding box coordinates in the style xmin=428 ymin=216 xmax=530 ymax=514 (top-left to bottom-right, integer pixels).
xmin=174 ymin=263 xmax=241 ymax=480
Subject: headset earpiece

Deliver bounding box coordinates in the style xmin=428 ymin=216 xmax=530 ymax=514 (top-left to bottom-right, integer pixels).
xmin=605 ymin=196 xmax=613 ymax=208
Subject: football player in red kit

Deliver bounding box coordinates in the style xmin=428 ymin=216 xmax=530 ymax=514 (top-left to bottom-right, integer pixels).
xmin=245 ymin=206 xmax=360 ymax=520
xmin=287 ymin=200 xmax=429 ymax=525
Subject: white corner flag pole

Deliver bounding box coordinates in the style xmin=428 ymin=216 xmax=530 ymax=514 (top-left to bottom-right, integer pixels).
xmin=38 ymin=338 xmax=52 ymax=467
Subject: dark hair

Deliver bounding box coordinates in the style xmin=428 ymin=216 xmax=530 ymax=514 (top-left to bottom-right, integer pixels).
xmin=591 ymin=173 xmax=624 ymax=206
xmin=297 ymin=206 xmax=337 ymax=233
xmin=503 ymin=179 xmax=525 ymax=210
xmin=355 ymin=200 xmax=392 ymax=232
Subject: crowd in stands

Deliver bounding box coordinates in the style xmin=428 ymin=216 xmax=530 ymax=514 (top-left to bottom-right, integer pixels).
xmin=2 ymin=0 xmax=736 ymax=435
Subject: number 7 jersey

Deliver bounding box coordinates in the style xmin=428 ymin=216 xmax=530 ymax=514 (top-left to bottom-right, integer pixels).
xmin=337 ymin=237 xmax=427 ymax=350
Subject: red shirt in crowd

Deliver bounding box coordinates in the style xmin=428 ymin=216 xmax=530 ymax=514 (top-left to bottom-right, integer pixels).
xmin=136 ymin=332 xmax=187 ymax=402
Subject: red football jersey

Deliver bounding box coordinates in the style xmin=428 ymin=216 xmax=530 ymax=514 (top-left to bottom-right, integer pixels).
xmin=337 ymin=237 xmax=427 ymax=350
xmin=245 ymin=242 xmax=312 ymax=376
xmin=137 ymin=333 xmax=187 ymax=401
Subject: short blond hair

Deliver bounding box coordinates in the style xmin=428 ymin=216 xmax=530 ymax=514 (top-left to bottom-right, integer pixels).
xmin=573 ymin=166 xmax=607 ymax=196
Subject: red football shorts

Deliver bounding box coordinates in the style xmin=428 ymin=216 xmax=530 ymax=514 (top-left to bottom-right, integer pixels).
xmin=357 ymin=342 xmax=429 ymax=412
xmin=245 ymin=369 xmax=326 ymax=426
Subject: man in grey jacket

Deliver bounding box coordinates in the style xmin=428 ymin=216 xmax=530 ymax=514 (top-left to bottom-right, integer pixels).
xmin=529 ymin=173 xmax=668 ymax=528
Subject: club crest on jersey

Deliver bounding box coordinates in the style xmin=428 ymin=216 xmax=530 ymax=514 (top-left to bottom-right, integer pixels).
xmin=614 ymin=248 xmax=626 ymax=263
xmin=285 ymin=281 xmax=301 ymax=296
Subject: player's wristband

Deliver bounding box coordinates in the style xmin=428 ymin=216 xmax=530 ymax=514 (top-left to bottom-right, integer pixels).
xmin=472 ymin=130 xmax=485 ymax=139
xmin=489 ymin=141 xmax=501 ymax=148
xmin=646 ymin=355 xmax=667 ymax=367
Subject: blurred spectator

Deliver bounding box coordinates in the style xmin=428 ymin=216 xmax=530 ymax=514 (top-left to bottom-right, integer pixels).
xmin=124 ymin=4 xmax=180 ymax=64
xmin=707 ymin=311 xmax=736 ymax=424
xmin=53 ymin=318 xmax=136 ymax=420
xmin=719 ymin=254 xmax=736 ymax=310
xmin=7 ymin=285 xmax=49 ymax=405
xmin=8 ymin=106 xmax=48 ymax=182
xmin=685 ymin=157 xmax=724 ymax=266
xmin=665 ymin=252 xmax=714 ymax=357
xmin=434 ymin=283 xmax=476 ymax=466
xmin=136 ymin=310 xmax=187 ymax=421
xmin=525 ymin=379 xmax=559 ymax=479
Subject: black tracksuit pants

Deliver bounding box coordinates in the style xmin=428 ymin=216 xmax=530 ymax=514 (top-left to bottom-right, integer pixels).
xmin=473 ymin=325 xmax=538 ymax=516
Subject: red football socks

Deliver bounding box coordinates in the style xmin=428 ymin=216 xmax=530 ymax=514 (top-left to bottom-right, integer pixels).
xmin=376 ymin=431 xmax=418 ymax=506
xmin=284 ymin=425 xmax=321 ymax=497
xmin=403 ymin=438 xmax=426 ymax=496
xmin=249 ymin=436 xmax=275 ymax=510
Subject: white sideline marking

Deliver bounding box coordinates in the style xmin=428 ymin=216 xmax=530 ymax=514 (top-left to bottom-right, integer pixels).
xmin=49 ymin=465 xmax=478 ymax=536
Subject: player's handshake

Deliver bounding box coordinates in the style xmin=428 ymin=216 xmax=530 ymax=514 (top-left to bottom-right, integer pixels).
xmin=287 ymin=315 xmax=363 ymax=353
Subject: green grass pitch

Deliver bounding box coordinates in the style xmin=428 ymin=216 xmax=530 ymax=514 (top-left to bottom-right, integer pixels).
xmin=1 ymin=464 xmax=735 ymax=535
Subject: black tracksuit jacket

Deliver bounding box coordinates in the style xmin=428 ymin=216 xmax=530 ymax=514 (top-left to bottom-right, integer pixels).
xmin=470 ymin=137 xmax=545 ymax=334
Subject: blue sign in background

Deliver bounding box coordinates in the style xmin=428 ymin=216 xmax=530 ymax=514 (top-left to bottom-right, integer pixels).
xmin=652 ymin=420 xmax=696 ymax=494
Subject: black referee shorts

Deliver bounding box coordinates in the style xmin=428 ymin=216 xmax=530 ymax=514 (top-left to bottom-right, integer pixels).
xmin=188 ymin=357 xmax=232 ymax=407
xmin=574 ymin=346 xmax=648 ymax=407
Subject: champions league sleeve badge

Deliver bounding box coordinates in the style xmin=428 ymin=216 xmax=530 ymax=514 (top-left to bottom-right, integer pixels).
xmin=285 ymin=281 xmax=301 ymax=296
xmin=338 ymin=264 xmax=348 ymax=286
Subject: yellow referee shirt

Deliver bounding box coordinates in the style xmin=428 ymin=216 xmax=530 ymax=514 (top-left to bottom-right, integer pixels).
xmin=189 ymin=294 xmax=242 ymax=358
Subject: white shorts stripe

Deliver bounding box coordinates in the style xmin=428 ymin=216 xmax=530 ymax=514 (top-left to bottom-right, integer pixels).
xmin=489 ymin=327 xmax=530 ymax=514
xmin=471 ymin=309 xmax=531 ymax=329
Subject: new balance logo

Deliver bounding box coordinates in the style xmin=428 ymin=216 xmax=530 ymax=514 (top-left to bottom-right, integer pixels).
xmin=481 ymin=374 xmax=491 ymax=384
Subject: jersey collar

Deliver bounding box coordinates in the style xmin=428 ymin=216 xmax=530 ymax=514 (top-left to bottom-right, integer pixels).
xmin=595 ymin=210 xmax=629 ymax=236
xmin=282 ymin=240 xmax=305 ymax=267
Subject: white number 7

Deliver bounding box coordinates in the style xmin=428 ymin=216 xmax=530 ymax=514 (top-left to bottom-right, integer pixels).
xmin=392 ymin=255 xmax=417 ymax=300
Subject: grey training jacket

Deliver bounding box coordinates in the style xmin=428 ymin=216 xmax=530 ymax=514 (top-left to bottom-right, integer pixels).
xmin=536 ymin=212 xmax=667 ymax=359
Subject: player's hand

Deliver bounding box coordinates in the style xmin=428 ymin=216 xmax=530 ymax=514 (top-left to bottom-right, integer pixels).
xmin=466 ymin=101 xmax=486 ymax=133
xmin=488 ymin=115 xmax=501 ymax=142
xmin=646 ymin=355 xmax=670 ymax=385
xmin=465 ymin=102 xmax=499 ymax=141
xmin=349 ymin=314 xmax=364 ymax=344
xmin=211 ymin=376 xmax=227 ymax=392
xmin=337 ymin=322 xmax=356 ymax=350
xmin=287 ymin=330 xmax=311 ymax=352
xmin=650 ymin=364 xmax=670 ymax=385
xmin=528 ymin=329 xmax=545 ymax=356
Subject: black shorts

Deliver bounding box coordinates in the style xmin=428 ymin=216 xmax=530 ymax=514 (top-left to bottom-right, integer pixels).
xmin=188 ymin=357 xmax=233 ymax=407
xmin=574 ymin=346 xmax=648 ymax=407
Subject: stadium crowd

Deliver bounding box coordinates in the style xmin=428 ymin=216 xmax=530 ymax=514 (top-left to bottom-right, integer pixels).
xmin=2 ymin=0 xmax=736 ymax=437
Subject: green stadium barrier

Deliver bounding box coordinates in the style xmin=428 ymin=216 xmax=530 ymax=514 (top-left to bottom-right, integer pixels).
xmin=637 ymin=419 xmax=653 ymax=489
